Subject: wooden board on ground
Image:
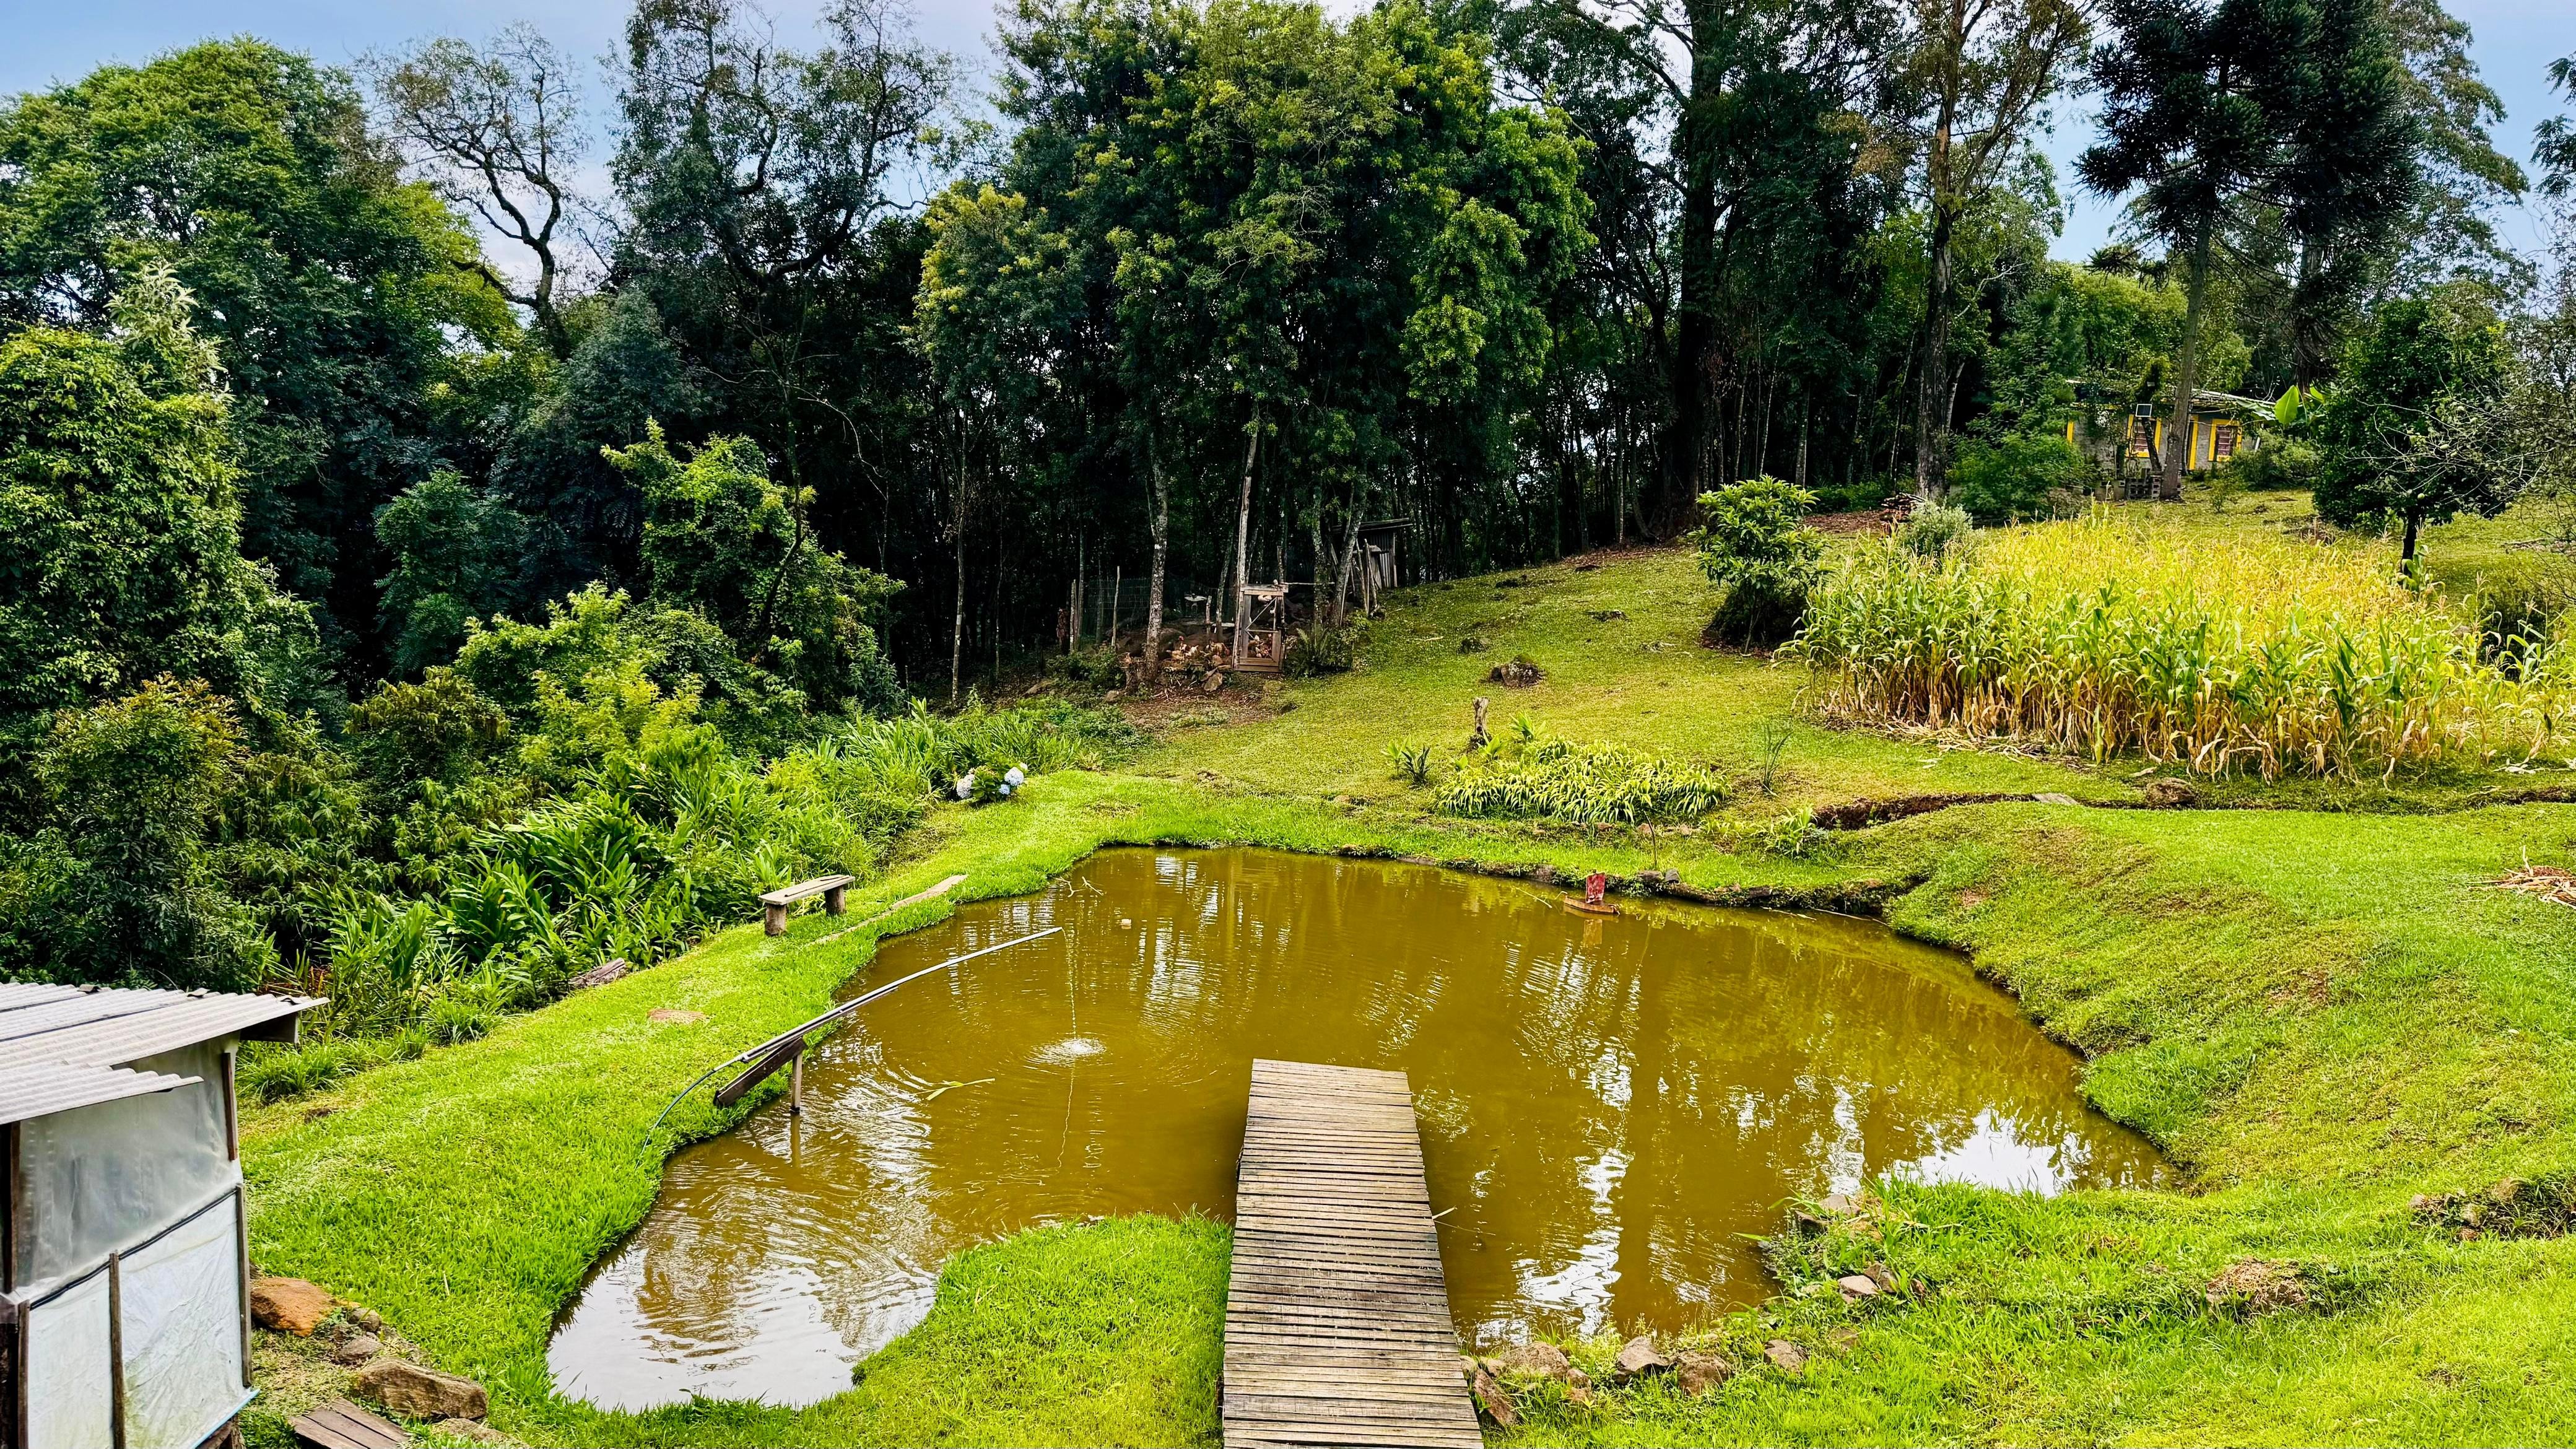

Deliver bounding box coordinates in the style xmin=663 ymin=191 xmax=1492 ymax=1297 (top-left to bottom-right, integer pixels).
xmin=288 ymin=1398 xmax=409 ymax=1449
xmin=1222 ymin=1058 xmax=1481 ymax=1449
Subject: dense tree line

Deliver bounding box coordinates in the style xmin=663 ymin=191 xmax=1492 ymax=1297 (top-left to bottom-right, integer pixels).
xmin=2 ymin=0 xmax=2574 ymax=994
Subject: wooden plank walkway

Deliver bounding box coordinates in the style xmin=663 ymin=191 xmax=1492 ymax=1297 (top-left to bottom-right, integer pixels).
xmin=1222 ymin=1058 xmax=1483 ymax=1449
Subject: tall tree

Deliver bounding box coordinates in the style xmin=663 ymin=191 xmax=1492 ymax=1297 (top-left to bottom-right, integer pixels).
xmin=926 ymin=0 xmax=1585 ymax=674
xmin=2081 ymin=0 xmax=2413 ymax=500
xmin=0 ymin=40 xmax=513 ymax=661
xmin=1896 ymin=0 xmax=2087 ymax=498
xmin=2540 ymin=53 xmax=2576 ymax=198
xmin=2310 ymin=284 xmax=2513 ymax=563
xmin=2278 ymin=0 xmax=2426 ymax=386
xmin=2374 ymin=0 xmax=2526 ymax=295
xmin=1505 ymin=0 xmax=1899 ymax=526
xmin=612 ymin=0 xmax=959 ymax=666
xmin=368 ymin=27 xmax=592 ymax=357
xmin=0 ymin=270 xmax=323 ymax=759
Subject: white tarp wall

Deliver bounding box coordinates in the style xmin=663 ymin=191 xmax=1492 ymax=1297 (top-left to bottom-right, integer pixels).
xmin=11 ymin=1043 xmax=251 ymax=1448
xmin=12 ymin=1045 xmax=233 ymax=1297
xmin=24 ymin=1268 xmax=114 ymax=1449
xmin=119 ymin=1194 xmax=251 ymax=1448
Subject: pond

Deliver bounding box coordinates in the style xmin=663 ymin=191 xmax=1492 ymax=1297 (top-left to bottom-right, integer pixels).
xmin=549 ymin=848 xmax=2165 ymax=1410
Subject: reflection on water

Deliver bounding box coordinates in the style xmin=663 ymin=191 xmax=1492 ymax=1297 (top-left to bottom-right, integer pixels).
xmin=549 ymin=848 xmax=2165 ymax=1409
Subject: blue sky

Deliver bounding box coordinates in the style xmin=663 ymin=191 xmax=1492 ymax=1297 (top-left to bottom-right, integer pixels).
xmin=6 ymin=0 xmax=2571 ymax=263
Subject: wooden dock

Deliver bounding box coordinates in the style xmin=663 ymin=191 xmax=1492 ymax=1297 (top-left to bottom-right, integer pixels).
xmin=1222 ymin=1059 xmax=1482 ymax=1448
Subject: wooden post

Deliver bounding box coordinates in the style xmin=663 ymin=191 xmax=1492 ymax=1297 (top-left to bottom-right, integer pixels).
xmin=1471 ymin=697 xmax=1489 ymax=749
xmin=765 ymin=902 xmax=787 ymax=936
xmin=824 ymin=883 xmax=846 ymax=916
xmin=790 ymin=1053 xmax=804 ymax=1116
xmin=222 ymin=1048 xmax=238 ymax=1160
xmin=107 ymin=1252 xmax=126 ymax=1449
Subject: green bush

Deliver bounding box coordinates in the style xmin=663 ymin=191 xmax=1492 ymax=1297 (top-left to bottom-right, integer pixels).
xmin=1047 ymin=644 xmax=1125 ymax=690
xmin=1690 ymin=476 xmax=1825 ymax=647
xmin=2213 ymin=435 xmax=2315 ymax=492
xmin=1948 ymin=433 xmax=2088 ymax=525
xmin=1436 ymin=736 xmax=1728 ymax=824
xmin=1284 ymin=620 xmax=1366 ymax=677
xmin=1895 ymin=502 xmax=1974 ymax=562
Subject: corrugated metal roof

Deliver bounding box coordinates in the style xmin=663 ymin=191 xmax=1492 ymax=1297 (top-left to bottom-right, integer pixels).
xmin=0 ymin=982 xmax=89 ymax=1012
xmin=0 ymin=985 xmax=323 ymax=1077
xmin=0 ymin=1063 xmax=202 ymax=1126
xmin=0 ymin=988 xmax=194 ymax=1043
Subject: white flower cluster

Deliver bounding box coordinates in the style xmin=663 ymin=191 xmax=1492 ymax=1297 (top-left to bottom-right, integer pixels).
xmin=953 ymin=763 xmax=1031 ymax=801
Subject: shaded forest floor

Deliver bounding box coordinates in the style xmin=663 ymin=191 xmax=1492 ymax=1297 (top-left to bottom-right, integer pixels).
xmin=240 ymin=497 xmax=2576 ymax=1447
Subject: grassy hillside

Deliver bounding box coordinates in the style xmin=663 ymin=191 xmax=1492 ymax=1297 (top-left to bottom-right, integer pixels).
xmin=240 ymin=505 xmax=2576 ymax=1447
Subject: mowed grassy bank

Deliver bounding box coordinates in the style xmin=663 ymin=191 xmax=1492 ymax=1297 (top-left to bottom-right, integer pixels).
xmin=243 ymin=535 xmax=2576 ymax=1446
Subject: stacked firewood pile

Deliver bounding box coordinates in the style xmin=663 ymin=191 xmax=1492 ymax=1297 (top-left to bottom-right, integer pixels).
xmin=1121 ymin=636 xmax=1232 ymax=693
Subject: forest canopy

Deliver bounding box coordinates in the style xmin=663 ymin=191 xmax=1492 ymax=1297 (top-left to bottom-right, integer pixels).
xmin=2 ymin=0 xmax=2572 ymax=1001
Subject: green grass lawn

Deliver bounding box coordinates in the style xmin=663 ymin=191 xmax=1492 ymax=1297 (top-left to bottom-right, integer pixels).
xmin=1131 ymin=547 xmax=2116 ymax=813
xmin=240 ymin=517 xmax=2576 ymax=1447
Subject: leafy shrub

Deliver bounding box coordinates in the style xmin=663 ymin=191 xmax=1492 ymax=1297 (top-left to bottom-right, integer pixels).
xmin=1690 ymin=477 xmax=1824 ymax=646
xmin=1803 ymin=476 xmax=1895 ymax=513
xmin=1948 ymin=433 xmax=2088 ymax=525
xmin=4 ymin=680 xmax=272 ymax=990
xmin=1046 ymin=644 xmax=1125 ymax=690
xmin=346 ymin=669 xmax=510 ymax=793
xmin=2213 ymin=436 xmax=2315 ymax=492
xmin=1894 ymin=502 xmax=1973 ymax=562
xmin=1437 ymin=736 xmax=1728 ymax=824
xmin=1284 ymin=620 xmax=1365 ymax=677
xmin=952 ymin=763 xmax=1027 ymax=804
xmin=1388 ymin=741 xmax=1434 ymax=787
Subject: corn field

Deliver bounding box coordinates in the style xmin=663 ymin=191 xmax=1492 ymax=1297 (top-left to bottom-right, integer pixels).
xmin=1790 ymin=515 xmax=2576 ymax=778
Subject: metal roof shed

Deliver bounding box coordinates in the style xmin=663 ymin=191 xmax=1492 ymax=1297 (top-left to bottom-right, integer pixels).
xmin=0 ymin=983 xmax=321 ymax=1449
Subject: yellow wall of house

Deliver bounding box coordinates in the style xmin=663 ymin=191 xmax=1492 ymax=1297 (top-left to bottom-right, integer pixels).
xmin=2097 ymin=412 xmax=2239 ymax=472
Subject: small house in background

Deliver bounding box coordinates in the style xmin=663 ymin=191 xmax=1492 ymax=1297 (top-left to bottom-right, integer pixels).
xmin=1353 ymin=519 xmax=1408 ymax=613
xmin=2066 ymin=390 xmax=2263 ymax=490
xmin=2 ymin=982 xmax=321 ymax=1449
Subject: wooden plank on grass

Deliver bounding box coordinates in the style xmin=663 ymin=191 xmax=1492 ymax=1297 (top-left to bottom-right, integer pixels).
xmin=288 ymin=1398 xmax=409 ymax=1449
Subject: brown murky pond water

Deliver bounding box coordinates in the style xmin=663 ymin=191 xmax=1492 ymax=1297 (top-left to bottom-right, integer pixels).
xmin=549 ymin=848 xmax=2164 ymax=1409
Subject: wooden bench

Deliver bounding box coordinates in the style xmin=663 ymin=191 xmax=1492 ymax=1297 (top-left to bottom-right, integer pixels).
xmin=760 ymin=874 xmax=855 ymax=936
xmin=288 ymin=1398 xmax=407 ymax=1449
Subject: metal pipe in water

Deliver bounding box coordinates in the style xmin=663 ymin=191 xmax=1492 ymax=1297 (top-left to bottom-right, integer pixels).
xmin=648 ymin=926 xmax=1061 ymax=1135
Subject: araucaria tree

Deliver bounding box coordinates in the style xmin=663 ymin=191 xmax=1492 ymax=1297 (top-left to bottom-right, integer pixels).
xmin=2079 ymin=0 xmax=2415 ymax=501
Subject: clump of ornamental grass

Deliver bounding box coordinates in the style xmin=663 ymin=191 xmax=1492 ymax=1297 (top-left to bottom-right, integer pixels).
xmin=1790 ymin=513 xmax=2576 ymax=778
xmin=1436 ymin=734 xmax=1728 ymax=824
